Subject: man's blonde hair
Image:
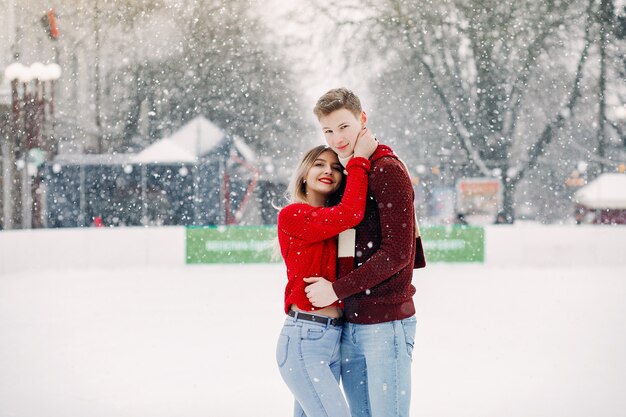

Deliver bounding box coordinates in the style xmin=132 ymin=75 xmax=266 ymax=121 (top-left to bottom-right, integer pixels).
xmin=313 ymin=87 xmax=362 ymax=120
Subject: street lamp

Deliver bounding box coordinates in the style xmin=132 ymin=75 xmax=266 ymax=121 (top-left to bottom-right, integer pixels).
xmin=3 ymin=62 xmax=61 ymax=229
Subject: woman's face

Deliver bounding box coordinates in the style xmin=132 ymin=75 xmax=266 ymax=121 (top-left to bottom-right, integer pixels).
xmin=304 ymin=150 xmax=343 ymax=201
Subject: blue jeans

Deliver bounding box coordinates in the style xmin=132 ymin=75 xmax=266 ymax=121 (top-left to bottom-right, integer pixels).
xmin=340 ymin=316 xmax=417 ymax=417
xmin=276 ymin=315 xmax=351 ymax=417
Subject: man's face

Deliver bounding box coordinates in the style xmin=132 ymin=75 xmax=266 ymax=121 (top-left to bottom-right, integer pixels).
xmin=318 ymin=108 xmax=366 ymax=159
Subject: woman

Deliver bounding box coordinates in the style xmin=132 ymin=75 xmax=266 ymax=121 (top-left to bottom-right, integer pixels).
xmin=276 ymin=130 xmax=377 ymax=417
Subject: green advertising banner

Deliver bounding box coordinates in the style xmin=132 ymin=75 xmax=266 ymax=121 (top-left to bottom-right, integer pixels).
xmin=421 ymin=226 xmax=484 ymax=263
xmin=186 ymin=225 xmax=484 ymax=264
xmin=186 ymin=226 xmax=278 ymax=264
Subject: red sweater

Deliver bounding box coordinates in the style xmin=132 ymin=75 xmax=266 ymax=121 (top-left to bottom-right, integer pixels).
xmin=277 ymin=157 xmax=371 ymax=314
xmin=333 ymin=144 xmax=417 ymax=324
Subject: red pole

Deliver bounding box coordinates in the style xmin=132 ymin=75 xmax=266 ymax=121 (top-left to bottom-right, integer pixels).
xmin=228 ymin=153 xmax=260 ymax=224
xmin=223 ymin=170 xmax=232 ymax=224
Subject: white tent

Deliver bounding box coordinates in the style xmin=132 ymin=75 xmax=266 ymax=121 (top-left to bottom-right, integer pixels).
xmin=575 ymin=173 xmax=626 ymax=209
xmin=132 ymin=116 xmax=225 ymax=164
xmin=131 ymin=139 xmax=198 ymax=164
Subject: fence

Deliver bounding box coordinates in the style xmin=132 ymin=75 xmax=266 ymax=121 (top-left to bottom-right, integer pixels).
xmin=2 ymin=224 xmax=625 ymax=275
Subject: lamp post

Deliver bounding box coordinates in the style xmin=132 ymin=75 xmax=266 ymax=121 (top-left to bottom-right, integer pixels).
xmin=3 ymin=62 xmax=61 ymax=229
xmin=615 ymin=105 xmax=626 ymax=147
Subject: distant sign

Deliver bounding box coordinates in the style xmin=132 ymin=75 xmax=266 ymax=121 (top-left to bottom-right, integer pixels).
xmin=456 ymin=178 xmax=502 ymax=224
xmin=422 ymin=226 xmax=485 ymax=263
xmin=186 ymin=225 xmax=484 ymax=265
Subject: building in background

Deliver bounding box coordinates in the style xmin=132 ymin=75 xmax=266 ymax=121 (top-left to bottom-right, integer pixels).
xmin=574 ymin=173 xmax=626 ymax=225
xmin=45 ymin=116 xmax=282 ymax=227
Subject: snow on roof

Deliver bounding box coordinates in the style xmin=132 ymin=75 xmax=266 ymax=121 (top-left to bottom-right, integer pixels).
xmin=131 ymin=139 xmax=198 ymax=164
xmin=233 ymin=136 xmax=256 ymax=163
xmin=575 ymin=173 xmax=626 ymax=209
xmin=168 ymin=115 xmax=225 ymax=156
xmin=133 ymin=115 xmax=225 ymax=163
xmin=52 ymin=153 xmax=133 ymax=165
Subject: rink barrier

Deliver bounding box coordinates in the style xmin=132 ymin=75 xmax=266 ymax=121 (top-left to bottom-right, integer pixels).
xmin=2 ymin=224 xmax=626 ymax=273
xmin=186 ymin=225 xmax=278 ymax=264
xmin=0 ymin=227 xmax=185 ymax=275
xmin=185 ymin=225 xmax=485 ymax=264
xmin=421 ymin=226 xmax=484 ymax=263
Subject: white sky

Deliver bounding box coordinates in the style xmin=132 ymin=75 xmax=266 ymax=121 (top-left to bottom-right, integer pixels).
xmin=256 ymin=0 xmax=375 ymax=129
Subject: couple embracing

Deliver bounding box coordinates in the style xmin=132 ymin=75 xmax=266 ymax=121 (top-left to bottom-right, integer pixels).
xmin=276 ymin=88 xmax=424 ymax=417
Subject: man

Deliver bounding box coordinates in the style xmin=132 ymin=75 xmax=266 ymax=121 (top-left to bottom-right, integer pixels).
xmin=304 ymin=87 xmax=419 ymax=417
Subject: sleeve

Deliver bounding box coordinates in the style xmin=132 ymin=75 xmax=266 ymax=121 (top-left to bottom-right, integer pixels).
xmin=277 ymin=157 xmax=370 ymax=243
xmin=332 ymin=160 xmax=415 ymax=299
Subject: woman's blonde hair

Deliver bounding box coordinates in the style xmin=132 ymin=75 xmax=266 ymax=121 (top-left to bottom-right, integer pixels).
xmin=273 ymin=145 xmax=345 ymax=261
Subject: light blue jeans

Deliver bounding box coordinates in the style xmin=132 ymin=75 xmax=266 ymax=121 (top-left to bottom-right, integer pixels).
xmin=340 ymin=316 xmax=417 ymax=417
xmin=276 ymin=315 xmax=351 ymax=417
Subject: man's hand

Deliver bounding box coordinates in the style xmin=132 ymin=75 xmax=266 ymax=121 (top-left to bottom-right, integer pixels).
xmin=303 ymin=277 xmax=339 ymax=307
xmin=353 ymin=127 xmax=378 ymax=159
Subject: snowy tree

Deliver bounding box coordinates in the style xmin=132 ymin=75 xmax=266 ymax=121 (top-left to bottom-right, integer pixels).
xmin=41 ymin=0 xmax=305 ymax=159
xmin=309 ymin=0 xmax=625 ymax=222
xmin=103 ymin=0 xmax=305 ymax=158
xmin=36 ymin=0 xmax=166 ymax=152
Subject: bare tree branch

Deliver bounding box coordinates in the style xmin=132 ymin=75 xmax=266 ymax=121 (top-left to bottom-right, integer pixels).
xmin=607 ymin=119 xmax=626 ymax=144
xmin=504 ymin=11 xmax=572 ymax=140
xmin=510 ymin=0 xmax=595 ymax=186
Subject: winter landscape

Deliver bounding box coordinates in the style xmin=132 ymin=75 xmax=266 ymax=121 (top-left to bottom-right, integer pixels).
xmin=1 ymin=1 xmax=626 ymax=416
xmin=2 ymin=1 xmax=626 ymax=228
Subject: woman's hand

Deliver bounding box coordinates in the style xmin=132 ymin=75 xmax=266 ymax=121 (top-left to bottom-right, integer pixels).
xmin=303 ymin=277 xmax=339 ymax=307
xmin=353 ymin=127 xmax=378 ymax=160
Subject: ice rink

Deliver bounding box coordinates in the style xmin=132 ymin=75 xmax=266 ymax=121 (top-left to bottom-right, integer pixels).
xmin=1 ymin=262 xmax=625 ymax=417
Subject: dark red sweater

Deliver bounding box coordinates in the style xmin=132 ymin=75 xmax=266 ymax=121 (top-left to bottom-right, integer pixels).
xmin=277 ymin=157 xmax=371 ymax=314
xmin=333 ymin=144 xmax=417 ymax=324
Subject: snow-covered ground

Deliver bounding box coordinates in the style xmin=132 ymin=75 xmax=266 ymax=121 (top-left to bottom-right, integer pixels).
xmin=1 ymin=263 xmax=625 ymax=417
